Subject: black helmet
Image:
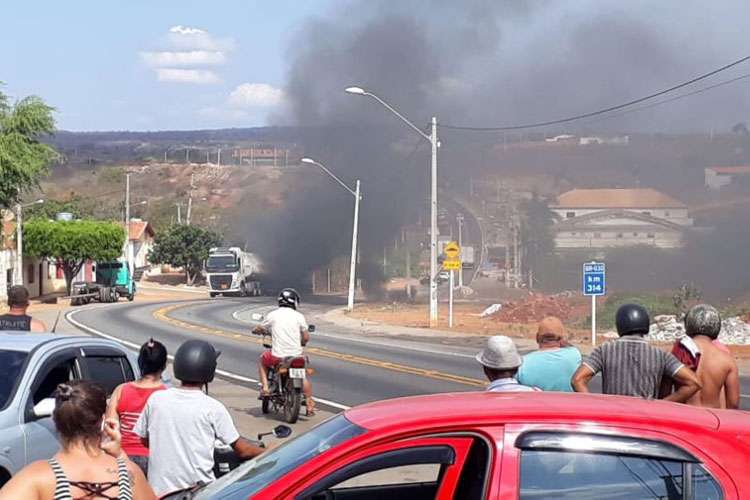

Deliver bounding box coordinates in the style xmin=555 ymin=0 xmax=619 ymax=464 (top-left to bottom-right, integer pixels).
xmin=173 ymin=340 xmax=220 ymax=384
xmin=615 ymin=303 xmax=650 ymax=336
xmin=278 ymin=288 xmax=300 ymax=309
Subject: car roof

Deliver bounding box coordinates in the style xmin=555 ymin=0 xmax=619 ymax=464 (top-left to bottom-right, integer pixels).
xmin=345 ymin=392 xmax=722 ymax=431
xmin=0 ymin=332 xmax=116 ymax=353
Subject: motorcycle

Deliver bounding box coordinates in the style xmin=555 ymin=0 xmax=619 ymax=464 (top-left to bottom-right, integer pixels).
xmin=161 ymin=425 xmax=292 ymax=499
xmin=259 ymin=327 xmax=315 ymax=424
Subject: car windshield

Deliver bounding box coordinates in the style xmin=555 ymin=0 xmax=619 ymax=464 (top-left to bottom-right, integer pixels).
xmin=0 ymin=350 xmax=28 ymax=410
xmin=193 ymin=414 xmax=366 ymax=499
xmin=206 ymin=256 xmax=237 ymax=272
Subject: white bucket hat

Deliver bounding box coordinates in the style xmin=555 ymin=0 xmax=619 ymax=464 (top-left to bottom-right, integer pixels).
xmin=475 ymin=335 xmax=522 ymax=370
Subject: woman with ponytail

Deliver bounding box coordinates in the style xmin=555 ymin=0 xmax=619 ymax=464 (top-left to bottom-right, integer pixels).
xmin=0 ymin=380 xmax=155 ymax=499
xmin=106 ymin=339 xmax=167 ymax=477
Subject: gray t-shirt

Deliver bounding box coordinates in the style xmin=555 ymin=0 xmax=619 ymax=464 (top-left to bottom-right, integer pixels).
xmin=134 ymin=388 xmax=240 ymax=496
xmin=583 ymin=335 xmax=684 ymax=399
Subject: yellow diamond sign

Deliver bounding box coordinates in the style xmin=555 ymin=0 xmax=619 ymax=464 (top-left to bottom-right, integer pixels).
xmin=443 ymin=241 xmax=460 ymax=259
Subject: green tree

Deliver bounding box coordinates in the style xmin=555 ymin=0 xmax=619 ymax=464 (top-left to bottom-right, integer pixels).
xmin=148 ymin=224 xmax=222 ymax=285
xmin=23 ymin=220 xmax=126 ymax=294
xmin=0 ymin=88 xmax=60 ymax=208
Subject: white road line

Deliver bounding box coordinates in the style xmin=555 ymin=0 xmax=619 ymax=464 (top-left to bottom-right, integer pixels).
xmin=66 ymin=308 xmax=352 ymax=411
xmin=231 ymin=305 xmax=476 ymax=359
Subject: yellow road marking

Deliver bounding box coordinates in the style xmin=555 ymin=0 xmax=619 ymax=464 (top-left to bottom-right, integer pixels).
xmin=152 ymin=303 xmax=486 ymax=388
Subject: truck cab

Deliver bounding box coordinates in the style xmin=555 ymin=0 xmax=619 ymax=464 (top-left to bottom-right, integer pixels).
xmin=95 ymin=260 xmax=136 ymax=301
xmin=205 ymin=247 xmax=262 ymax=297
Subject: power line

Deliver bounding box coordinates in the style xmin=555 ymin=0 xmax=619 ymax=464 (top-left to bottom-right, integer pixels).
xmin=438 ymin=54 xmax=750 ymax=131
xmin=579 ymin=71 xmax=750 ymax=126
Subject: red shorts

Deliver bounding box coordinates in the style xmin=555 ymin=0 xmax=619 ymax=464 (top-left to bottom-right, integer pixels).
xmin=261 ymin=350 xmax=282 ymax=369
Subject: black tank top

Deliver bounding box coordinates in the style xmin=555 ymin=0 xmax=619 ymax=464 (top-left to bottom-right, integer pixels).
xmin=0 ymin=314 xmax=32 ymax=331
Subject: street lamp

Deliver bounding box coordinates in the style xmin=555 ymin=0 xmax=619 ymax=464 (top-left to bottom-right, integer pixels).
xmin=14 ymin=198 xmax=44 ymax=286
xmin=301 ymin=157 xmax=361 ymax=312
xmin=346 ymin=85 xmax=440 ymax=327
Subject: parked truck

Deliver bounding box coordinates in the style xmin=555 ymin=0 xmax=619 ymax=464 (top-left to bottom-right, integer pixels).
xmin=205 ymin=247 xmax=262 ymax=297
xmin=71 ymin=259 xmax=136 ymax=305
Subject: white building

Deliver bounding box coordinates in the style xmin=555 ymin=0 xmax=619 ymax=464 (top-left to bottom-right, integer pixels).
xmin=704 ymin=166 xmax=750 ymax=189
xmin=550 ymin=188 xmax=692 ymax=250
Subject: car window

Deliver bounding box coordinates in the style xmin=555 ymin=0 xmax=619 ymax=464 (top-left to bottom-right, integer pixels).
xmin=193 ymin=414 xmax=367 ymax=500
xmin=33 ymin=357 xmax=78 ymax=405
xmin=519 ymin=450 xmax=722 ymax=499
xmin=0 ymin=350 xmax=28 ymax=410
xmin=85 ymin=356 xmax=135 ymax=395
xmin=333 ymin=463 xmax=440 ymax=489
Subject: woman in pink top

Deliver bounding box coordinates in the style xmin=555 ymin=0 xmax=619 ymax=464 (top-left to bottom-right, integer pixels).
xmin=106 ymin=339 xmax=167 ymax=477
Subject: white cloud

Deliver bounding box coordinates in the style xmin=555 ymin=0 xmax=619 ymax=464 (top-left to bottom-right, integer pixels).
xmin=141 ymin=50 xmax=226 ymax=67
xmin=228 ymin=83 xmax=287 ymax=108
xmin=156 ymin=68 xmax=219 ymax=84
xmin=166 ymin=25 xmax=235 ymax=51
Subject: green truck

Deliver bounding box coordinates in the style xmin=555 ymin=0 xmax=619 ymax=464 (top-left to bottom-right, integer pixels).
xmin=71 ymin=260 xmax=136 ymax=305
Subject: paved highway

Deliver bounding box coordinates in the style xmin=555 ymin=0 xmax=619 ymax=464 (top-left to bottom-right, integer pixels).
xmin=69 ymin=297 xmax=750 ymax=411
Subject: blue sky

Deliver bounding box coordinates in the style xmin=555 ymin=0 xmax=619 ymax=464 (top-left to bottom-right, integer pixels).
xmin=0 ymin=0 xmax=336 ymax=131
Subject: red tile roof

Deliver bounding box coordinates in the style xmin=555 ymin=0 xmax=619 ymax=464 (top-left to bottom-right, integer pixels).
xmin=116 ymin=220 xmax=155 ymax=241
xmin=551 ymin=188 xmax=685 ymax=209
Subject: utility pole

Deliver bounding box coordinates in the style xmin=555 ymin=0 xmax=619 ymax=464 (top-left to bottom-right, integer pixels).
xmin=429 ymin=116 xmax=439 ymax=327
xmin=14 ymin=204 xmax=23 ymax=286
xmin=346 ymin=180 xmax=361 ymax=311
xmin=406 ymin=249 xmax=412 ymax=299
xmin=457 ymin=213 xmax=464 ymax=288
xmin=176 ymin=203 xmax=182 ymax=224
xmin=164 ymin=150 xmax=168 ymax=163
xmin=125 ymin=172 xmax=133 ymax=277
xmin=383 ymin=246 xmax=387 ymax=275
xmin=513 ymin=206 xmax=519 ymax=288
xmin=206 ymin=151 xmax=210 ymax=164
xmin=186 ymin=173 xmax=195 ymax=226
xmin=185 ymin=148 xmax=189 ymax=164
xmin=218 ymin=148 xmax=221 ymax=166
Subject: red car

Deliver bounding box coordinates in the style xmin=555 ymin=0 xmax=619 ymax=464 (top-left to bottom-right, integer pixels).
xmin=189 ymin=392 xmax=750 ymax=499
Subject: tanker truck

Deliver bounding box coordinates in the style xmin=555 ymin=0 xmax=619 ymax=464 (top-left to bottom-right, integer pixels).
xmin=205 ymin=247 xmax=263 ymax=297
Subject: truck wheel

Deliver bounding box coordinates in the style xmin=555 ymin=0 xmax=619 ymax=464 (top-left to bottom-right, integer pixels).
xmin=128 ymin=292 xmax=135 ymax=302
xmin=240 ymin=282 xmax=248 ymax=297
xmin=210 ymin=292 xmax=218 ymax=298
xmin=113 ymin=291 xmax=120 ymax=302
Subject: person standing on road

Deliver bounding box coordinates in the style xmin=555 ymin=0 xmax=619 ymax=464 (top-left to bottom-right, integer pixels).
xmin=252 ymin=287 xmax=314 ymax=416
xmin=476 ymin=335 xmax=538 ymax=392
xmin=106 ymin=339 xmax=168 ymax=477
xmin=0 ymin=380 xmax=155 ymax=500
xmin=0 ymin=285 xmax=46 ymax=332
xmin=572 ymin=303 xmax=701 ymax=401
xmin=134 ymin=339 xmax=264 ymax=497
xmin=517 ymin=317 xmax=581 ymax=392
xmin=661 ymin=304 xmax=740 ymax=409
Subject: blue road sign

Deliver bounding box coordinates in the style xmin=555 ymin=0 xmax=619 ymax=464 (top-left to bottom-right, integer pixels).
xmin=583 ymin=262 xmax=606 ymax=296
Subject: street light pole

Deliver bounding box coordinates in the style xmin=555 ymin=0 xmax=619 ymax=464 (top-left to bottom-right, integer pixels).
xmin=457 ymin=213 xmax=464 ymax=288
xmin=346 ymin=86 xmax=439 ymax=327
xmin=125 ymin=172 xmax=133 ymax=277
xmin=301 ymin=158 xmax=360 ymax=312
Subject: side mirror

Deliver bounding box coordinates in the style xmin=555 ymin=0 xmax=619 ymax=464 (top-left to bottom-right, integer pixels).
xmin=308 ymin=325 xmax=316 ymax=333
xmin=251 ymin=313 xmax=264 ymax=322
xmin=33 ymin=398 xmax=55 ymax=419
xmin=273 ymin=425 xmax=292 ymax=439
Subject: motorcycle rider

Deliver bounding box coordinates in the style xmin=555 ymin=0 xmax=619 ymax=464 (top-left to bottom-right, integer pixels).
xmin=134 ymin=339 xmax=264 ymax=497
xmin=252 ymin=288 xmax=314 ymax=416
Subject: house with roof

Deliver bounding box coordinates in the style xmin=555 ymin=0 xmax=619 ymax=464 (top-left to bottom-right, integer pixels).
xmin=117 ymin=219 xmax=156 ymax=270
xmin=705 ymin=166 xmax=750 ymax=190
xmin=550 ymin=188 xmax=693 ymax=250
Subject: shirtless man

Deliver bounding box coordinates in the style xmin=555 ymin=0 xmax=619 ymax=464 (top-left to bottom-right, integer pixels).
xmin=662 ymin=304 xmax=740 ymax=409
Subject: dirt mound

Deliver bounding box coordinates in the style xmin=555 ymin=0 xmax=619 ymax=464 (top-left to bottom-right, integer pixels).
xmin=491 ymin=292 xmax=573 ymax=322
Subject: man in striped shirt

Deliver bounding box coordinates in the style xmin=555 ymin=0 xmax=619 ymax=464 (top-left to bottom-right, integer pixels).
xmin=572 ymin=303 xmax=701 ymax=401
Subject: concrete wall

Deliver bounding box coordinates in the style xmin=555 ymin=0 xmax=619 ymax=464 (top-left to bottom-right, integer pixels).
xmin=552 ymin=208 xmax=691 ymax=226
xmin=555 ymin=228 xmax=683 ymax=249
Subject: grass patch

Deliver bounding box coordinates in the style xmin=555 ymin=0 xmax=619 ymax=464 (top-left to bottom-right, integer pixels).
xmin=576 ymin=293 xmax=678 ymax=330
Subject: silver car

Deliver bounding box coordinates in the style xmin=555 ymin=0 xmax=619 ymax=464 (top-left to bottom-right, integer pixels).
xmin=0 ymin=333 xmax=140 ymax=486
